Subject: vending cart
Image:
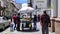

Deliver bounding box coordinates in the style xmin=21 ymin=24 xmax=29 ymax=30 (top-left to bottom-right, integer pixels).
xmin=18 ymin=7 xmax=35 ymax=31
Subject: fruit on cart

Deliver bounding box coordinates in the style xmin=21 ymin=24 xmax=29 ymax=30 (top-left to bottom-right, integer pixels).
xmin=29 ymin=23 xmax=32 ymax=27
xmin=23 ymin=18 xmax=31 ymax=21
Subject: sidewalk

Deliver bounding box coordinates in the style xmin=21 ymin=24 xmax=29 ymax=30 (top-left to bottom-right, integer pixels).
xmin=0 ymin=22 xmax=55 ymax=34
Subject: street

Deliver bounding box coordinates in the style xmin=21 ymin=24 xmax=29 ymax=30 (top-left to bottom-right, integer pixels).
xmin=0 ymin=0 xmax=60 ymax=34
xmin=0 ymin=22 xmax=55 ymax=34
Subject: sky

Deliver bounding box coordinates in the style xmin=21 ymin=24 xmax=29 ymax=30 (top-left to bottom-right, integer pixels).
xmin=15 ymin=0 xmax=27 ymax=4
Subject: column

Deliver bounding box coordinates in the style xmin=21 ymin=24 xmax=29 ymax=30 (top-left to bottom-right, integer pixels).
xmin=51 ymin=0 xmax=58 ymax=17
xmin=50 ymin=0 xmax=58 ymax=32
xmin=55 ymin=0 xmax=60 ymax=34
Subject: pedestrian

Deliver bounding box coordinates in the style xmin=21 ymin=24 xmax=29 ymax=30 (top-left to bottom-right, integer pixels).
xmin=16 ymin=13 xmax=20 ymax=31
xmin=40 ymin=10 xmax=50 ymax=34
xmin=33 ymin=15 xmax=37 ymax=30
xmin=12 ymin=14 xmax=17 ymax=30
xmin=10 ymin=18 xmax=15 ymax=31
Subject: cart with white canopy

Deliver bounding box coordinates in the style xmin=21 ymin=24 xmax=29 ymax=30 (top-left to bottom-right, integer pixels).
xmin=18 ymin=7 xmax=36 ymax=31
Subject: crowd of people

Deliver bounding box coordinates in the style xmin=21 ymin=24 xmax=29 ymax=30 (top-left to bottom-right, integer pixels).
xmin=10 ymin=10 xmax=50 ymax=34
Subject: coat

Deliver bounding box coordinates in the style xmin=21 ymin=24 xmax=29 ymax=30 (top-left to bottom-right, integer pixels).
xmin=16 ymin=16 xmax=20 ymax=24
xmin=40 ymin=14 xmax=50 ymax=26
xmin=33 ymin=15 xmax=37 ymax=21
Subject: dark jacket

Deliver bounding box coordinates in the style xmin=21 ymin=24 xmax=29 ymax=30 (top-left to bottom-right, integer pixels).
xmin=33 ymin=15 xmax=37 ymax=21
xmin=40 ymin=14 xmax=50 ymax=26
xmin=16 ymin=16 xmax=20 ymax=24
xmin=38 ymin=15 xmax=40 ymax=21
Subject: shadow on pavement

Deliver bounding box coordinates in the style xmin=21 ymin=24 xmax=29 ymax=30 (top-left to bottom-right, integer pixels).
xmin=20 ymin=30 xmax=40 ymax=32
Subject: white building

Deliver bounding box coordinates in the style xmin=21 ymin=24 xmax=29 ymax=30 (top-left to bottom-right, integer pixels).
xmin=50 ymin=0 xmax=60 ymax=34
xmin=51 ymin=0 xmax=60 ymax=17
xmin=27 ymin=0 xmax=50 ymax=15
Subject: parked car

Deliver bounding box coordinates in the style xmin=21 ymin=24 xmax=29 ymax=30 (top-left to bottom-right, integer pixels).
xmin=0 ymin=17 xmax=11 ymax=30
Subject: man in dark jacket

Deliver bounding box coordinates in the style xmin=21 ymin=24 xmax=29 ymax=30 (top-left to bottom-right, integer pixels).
xmin=40 ymin=10 xmax=50 ymax=34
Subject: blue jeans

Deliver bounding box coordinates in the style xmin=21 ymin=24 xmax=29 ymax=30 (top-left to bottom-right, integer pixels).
xmin=34 ymin=21 xmax=37 ymax=29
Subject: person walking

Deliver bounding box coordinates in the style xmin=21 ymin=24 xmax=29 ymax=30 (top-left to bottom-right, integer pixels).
xmin=40 ymin=10 xmax=50 ymax=34
xmin=16 ymin=13 xmax=20 ymax=31
xmin=33 ymin=15 xmax=37 ymax=30
xmin=12 ymin=14 xmax=17 ymax=30
xmin=10 ymin=18 xmax=15 ymax=31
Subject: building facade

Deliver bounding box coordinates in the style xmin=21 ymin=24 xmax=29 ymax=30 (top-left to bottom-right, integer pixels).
xmin=0 ymin=0 xmax=22 ymax=17
xmin=27 ymin=0 xmax=51 ymax=15
xmin=10 ymin=1 xmax=22 ymax=16
xmin=14 ymin=2 xmax=22 ymax=10
xmin=0 ymin=0 xmax=6 ymax=16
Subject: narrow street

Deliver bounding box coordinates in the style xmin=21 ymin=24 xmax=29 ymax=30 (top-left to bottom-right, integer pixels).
xmin=0 ymin=22 xmax=55 ymax=34
xmin=0 ymin=0 xmax=60 ymax=34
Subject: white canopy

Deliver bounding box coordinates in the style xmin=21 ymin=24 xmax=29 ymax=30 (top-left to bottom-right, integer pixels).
xmin=18 ymin=7 xmax=35 ymax=13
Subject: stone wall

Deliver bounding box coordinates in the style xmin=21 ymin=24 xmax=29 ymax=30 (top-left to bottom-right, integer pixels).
xmin=55 ymin=18 xmax=60 ymax=34
xmin=50 ymin=17 xmax=55 ymax=32
xmin=50 ymin=17 xmax=60 ymax=34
